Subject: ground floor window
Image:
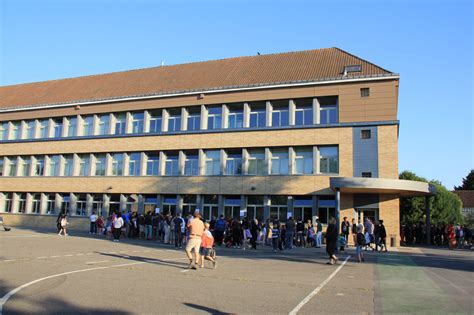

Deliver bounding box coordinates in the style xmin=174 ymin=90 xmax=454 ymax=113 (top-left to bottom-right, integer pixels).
xmin=162 ymin=195 xmax=177 ymax=216
xmin=0 ymin=193 xmax=13 ymax=213
xmin=202 ymin=195 xmax=218 ymax=221
xmin=76 ymin=194 xmax=87 ymax=216
xmin=224 ymin=196 xmax=240 ymax=219
xmin=182 ymin=194 xmax=197 ymax=217
xmin=318 ymin=196 xmax=336 ymax=224
xmin=246 ymin=195 xmax=264 ymax=221
xmin=143 ymin=195 xmax=158 ymax=214
xmin=293 ymin=196 xmax=313 ymax=222
xmin=45 ymin=194 xmax=56 ymax=215
xmin=31 ymin=193 xmax=41 ymax=214
xmin=269 ymin=195 xmax=288 ymax=221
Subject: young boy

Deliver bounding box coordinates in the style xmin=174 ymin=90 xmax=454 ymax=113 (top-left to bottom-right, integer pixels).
xmin=356 ymin=224 xmax=365 ymax=262
xmin=270 ymin=222 xmax=280 ymax=252
xmin=200 ymin=222 xmax=217 ymax=268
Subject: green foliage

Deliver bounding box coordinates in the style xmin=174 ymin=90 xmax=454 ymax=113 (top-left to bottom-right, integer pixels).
xmin=399 ymin=170 xmax=464 ymax=225
xmin=454 ymin=169 xmax=474 ymax=190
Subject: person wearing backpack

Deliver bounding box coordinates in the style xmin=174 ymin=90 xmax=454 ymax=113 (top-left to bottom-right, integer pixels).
xmin=214 ymin=215 xmax=226 ymax=246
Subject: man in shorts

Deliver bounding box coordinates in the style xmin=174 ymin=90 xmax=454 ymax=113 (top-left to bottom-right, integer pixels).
xmin=185 ymin=210 xmax=205 ymax=270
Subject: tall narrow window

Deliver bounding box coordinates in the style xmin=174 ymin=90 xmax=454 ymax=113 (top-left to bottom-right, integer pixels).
xmin=19 ymin=156 xmax=31 ymax=176
xmin=98 ymin=115 xmax=110 ymax=135
xmin=295 ymin=99 xmax=313 ymax=126
xmin=0 ymin=158 xmax=3 ymax=176
xmin=319 ymin=96 xmax=338 ymax=124
xmin=271 ymin=100 xmax=289 ymax=127
xmin=114 ymin=114 xmax=127 ymax=135
xmin=33 ymin=156 xmax=45 ymax=176
xmin=149 ymin=110 xmax=162 ymax=133
xmin=131 ymin=112 xmax=144 ymax=133
xmin=53 ymin=119 xmax=63 ymax=138
xmin=79 ymin=154 xmax=90 ymax=176
xmin=183 ymin=151 xmax=199 ymax=176
xmin=225 ymin=150 xmax=242 ymax=175
xmin=31 ymin=193 xmax=41 ymax=214
xmin=164 ymin=152 xmax=179 ymax=176
xmin=18 ymin=193 xmax=27 ymax=213
xmin=67 ymin=117 xmax=77 ymax=137
xmin=48 ymin=155 xmax=61 ymax=176
xmin=0 ymin=193 xmax=13 ymax=213
xmin=8 ymin=157 xmax=17 ymax=176
xmin=39 ymin=119 xmax=49 ymax=138
xmin=94 ymin=154 xmax=107 ymax=176
xmin=0 ymin=122 xmax=8 ymax=141
xmin=270 ymin=148 xmax=289 ymax=175
xmin=128 ymin=153 xmax=141 ymax=176
xmin=187 ymin=109 xmax=201 ymax=131
xmin=249 ymin=102 xmax=266 ymax=128
xmin=26 ymin=121 xmax=36 ymax=139
xmin=167 ymin=110 xmax=182 ymax=132
xmin=205 ymin=150 xmax=221 ymax=175
xmin=146 ymin=153 xmax=160 ymax=176
xmin=10 ymin=122 xmax=20 ymax=140
xmin=227 ymin=104 xmax=244 ymax=129
xmin=207 ymin=107 xmax=222 ymax=130
xmin=63 ymin=155 xmax=74 ymax=176
xmin=294 ymin=147 xmax=313 ymax=174
xmin=82 ymin=116 xmax=94 ymax=136
xmin=319 ymin=146 xmax=339 ymax=174
xmin=247 ymin=149 xmax=265 ymax=175
xmin=111 ymin=153 xmax=123 ymax=176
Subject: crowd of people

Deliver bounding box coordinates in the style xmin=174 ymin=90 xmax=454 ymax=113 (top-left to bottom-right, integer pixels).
xmin=401 ymin=223 xmax=473 ymax=249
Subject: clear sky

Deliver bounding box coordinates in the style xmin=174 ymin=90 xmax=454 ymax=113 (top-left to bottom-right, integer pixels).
xmin=0 ymin=0 xmax=472 ymax=188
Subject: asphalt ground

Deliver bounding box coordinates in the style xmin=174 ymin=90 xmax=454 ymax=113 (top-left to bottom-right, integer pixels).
xmin=0 ymin=228 xmax=472 ymax=314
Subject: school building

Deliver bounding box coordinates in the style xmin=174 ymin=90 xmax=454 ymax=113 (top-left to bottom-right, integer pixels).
xmin=0 ymin=47 xmax=434 ymax=244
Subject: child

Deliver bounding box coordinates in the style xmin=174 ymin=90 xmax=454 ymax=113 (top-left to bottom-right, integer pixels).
xmin=356 ymin=224 xmax=365 ymax=262
xmin=270 ymin=222 xmax=280 ymax=252
xmin=338 ymin=233 xmax=346 ymax=251
xmin=200 ymin=222 xmax=217 ymax=268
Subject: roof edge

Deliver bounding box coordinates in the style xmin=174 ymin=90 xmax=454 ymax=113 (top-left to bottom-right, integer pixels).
xmin=0 ymin=74 xmax=400 ymax=113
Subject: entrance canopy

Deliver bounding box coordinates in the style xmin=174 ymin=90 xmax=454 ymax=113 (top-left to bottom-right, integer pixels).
xmin=330 ymin=177 xmax=436 ymax=197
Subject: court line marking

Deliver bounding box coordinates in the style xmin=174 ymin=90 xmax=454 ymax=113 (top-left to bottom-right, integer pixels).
xmin=288 ymin=255 xmax=351 ymax=315
xmin=85 ymin=260 xmax=110 ymax=265
xmin=0 ymin=256 xmax=188 ymax=315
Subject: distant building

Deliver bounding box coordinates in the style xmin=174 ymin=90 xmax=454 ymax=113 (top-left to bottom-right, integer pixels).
xmin=454 ymin=190 xmax=474 ymax=217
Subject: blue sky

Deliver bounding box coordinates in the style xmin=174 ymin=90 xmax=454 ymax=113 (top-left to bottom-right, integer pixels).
xmin=0 ymin=0 xmax=472 ymax=188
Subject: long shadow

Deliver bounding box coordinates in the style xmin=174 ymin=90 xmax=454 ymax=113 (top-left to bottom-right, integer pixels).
xmin=97 ymin=252 xmax=189 ymax=269
xmin=183 ymin=302 xmax=231 ymax=315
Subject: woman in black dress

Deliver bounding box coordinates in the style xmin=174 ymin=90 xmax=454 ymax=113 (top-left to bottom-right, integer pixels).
xmin=325 ymin=217 xmax=338 ymax=265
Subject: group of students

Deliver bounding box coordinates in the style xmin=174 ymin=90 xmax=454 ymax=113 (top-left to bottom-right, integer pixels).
xmin=401 ymin=222 xmax=472 ymax=250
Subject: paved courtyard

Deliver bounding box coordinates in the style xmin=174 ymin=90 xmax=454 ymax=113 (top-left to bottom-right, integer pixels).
xmin=0 ymin=228 xmax=472 ymax=314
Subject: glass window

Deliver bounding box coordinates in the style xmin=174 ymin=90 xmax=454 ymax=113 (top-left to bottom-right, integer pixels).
xmin=0 ymin=122 xmax=8 ymax=141
xmin=247 ymin=149 xmax=265 ymax=175
xmin=31 ymin=193 xmax=41 ymax=214
xmin=47 ymin=155 xmax=61 ymax=176
xmin=319 ymin=96 xmax=338 ymax=124
xmin=295 ymin=99 xmax=313 ymax=126
xmin=94 ymin=154 xmax=107 ymax=176
xmin=79 ymin=154 xmax=90 ymax=176
xmin=53 ymin=119 xmax=63 ymax=138
xmin=67 ymin=117 xmax=77 ymax=137
xmin=184 ymin=152 xmax=199 ymax=176
xmin=25 ymin=121 xmax=36 ymax=139
xmin=270 ymin=148 xmax=289 ymax=175
xmin=207 ymin=107 xmax=222 ymax=130
xmin=225 ymin=151 xmax=242 ymax=175
xmin=131 ymin=112 xmax=144 ymax=133
xmin=17 ymin=193 xmax=27 ymax=213
xmin=227 ymin=104 xmax=243 ymax=129
xmin=0 ymin=193 xmax=13 ymax=213
xmin=45 ymin=194 xmax=56 ymax=215
xmin=167 ymin=111 xmax=181 ymax=132
xmin=98 ymin=115 xmax=110 ymax=135
xmin=10 ymin=122 xmax=20 ymax=140
xmin=111 ymin=153 xmax=123 ymax=176
xmin=271 ymin=100 xmax=289 ymax=127
xmin=164 ymin=153 xmax=179 ymax=176
xmin=249 ymin=102 xmax=266 ymax=128
xmin=63 ymin=155 xmax=74 ymax=176
xmin=294 ymin=147 xmax=313 ymax=174
xmin=38 ymin=119 xmax=49 ymax=138
xmin=76 ymin=194 xmax=87 ymax=216
xmin=187 ymin=110 xmax=201 ymax=131
xmin=149 ymin=110 xmax=162 ymax=133
xmin=82 ymin=116 xmax=94 ymax=136
xmin=269 ymin=195 xmax=288 ymax=221
xmin=0 ymin=158 xmax=3 ymax=176
xmin=19 ymin=156 xmax=31 ymax=176
xmin=146 ymin=153 xmax=160 ymax=176
xmin=205 ymin=150 xmax=221 ymax=175
xmin=8 ymin=157 xmax=17 ymax=176
xmin=114 ymin=113 xmax=126 ymax=135
xmin=319 ymin=146 xmax=338 ymax=174
xmin=128 ymin=153 xmax=141 ymax=176
xmin=33 ymin=156 xmax=44 ymax=176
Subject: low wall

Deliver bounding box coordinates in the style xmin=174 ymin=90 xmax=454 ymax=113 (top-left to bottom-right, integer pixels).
xmin=0 ymin=213 xmax=90 ymax=231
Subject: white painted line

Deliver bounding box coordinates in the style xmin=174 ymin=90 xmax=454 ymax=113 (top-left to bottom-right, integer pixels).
xmin=86 ymin=260 xmax=109 ymax=265
xmin=63 ymin=254 xmax=74 ymax=257
xmin=76 ymin=253 xmax=84 ymax=256
xmin=2 ymin=260 xmax=15 ymax=263
xmin=50 ymin=255 xmax=60 ymax=258
xmin=288 ymin=256 xmax=351 ymax=315
xmin=36 ymin=257 xmax=47 ymax=259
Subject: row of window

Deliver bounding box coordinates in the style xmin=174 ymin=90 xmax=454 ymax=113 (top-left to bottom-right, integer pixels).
xmin=0 ymin=146 xmax=338 ymax=177
xmin=0 ymin=97 xmax=338 ymax=141
xmin=0 ymin=192 xmax=337 ymax=223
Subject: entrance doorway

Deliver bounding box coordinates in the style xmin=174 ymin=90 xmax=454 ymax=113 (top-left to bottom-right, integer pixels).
xmin=356 ymin=209 xmax=378 ymax=223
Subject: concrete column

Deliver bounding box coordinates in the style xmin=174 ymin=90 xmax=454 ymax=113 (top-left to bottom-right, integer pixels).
xmin=289 ymin=99 xmax=296 ymax=126
xmin=159 ymin=152 xmax=166 ymax=176
xmin=312 ymin=195 xmax=318 ymax=220
xmin=120 ymin=194 xmax=128 ymax=213
xmin=240 ymin=195 xmax=246 ymax=219
xmin=44 ymin=156 xmax=51 ymax=177
xmin=47 ymin=118 xmax=55 ymax=138
xmin=243 ymin=102 xmax=251 ymax=128
xmin=222 ymin=104 xmax=229 ymax=129
xmin=86 ymin=194 xmax=94 ymax=216
xmin=110 ymin=114 xmax=117 ymax=134
xmin=313 ymin=98 xmax=320 ymax=124
xmin=178 ymin=151 xmax=186 ymax=176
xmin=105 ymin=154 xmax=113 ymax=176
xmin=15 ymin=156 xmax=22 ymax=176
xmin=161 ymin=109 xmax=169 ymax=132
xmin=7 ymin=122 xmax=14 ymax=140
xmin=34 ymin=119 xmax=41 ymax=139
xmin=200 ymin=105 xmax=208 ymax=130
xmin=140 ymin=152 xmax=147 ymax=176
xmin=11 ymin=193 xmax=20 ymax=213
xmin=336 ymin=189 xmax=341 ymax=235
xmin=217 ymin=195 xmax=224 ymax=217
xmin=0 ymin=193 xmax=6 ymax=213
xmin=59 ymin=155 xmax=66 ymax=176
xmin=126 ymin=112 xmax=133 ymax=134
xmin=40 ymin=193 xmax=48 ymax=215
xmin=263 ymin=195 xmax=270 ymax=220
xmin=25 ymin=193 xmax=33 ymax=214
xmin=177 ymin=195 xmax=183 ymax=215
xmin=61 ymin=117 xmax=68 ymax=137
xmin=93 ymin=115 xmax=100 ymax=135
xmin=289 ymin=147 xmax=296 ymax=175
xmin=198 ymin=149 xmax=205 ymax=175
xmin=90 ymin=154 xmax=97 ymax=176
xmin=72 ymin=154 xmax=80 ymax=176
xmin=265 ymin=101 xmax=272 ymax=127
xmin=425 ymin=196 xmax=431 ymax=245
xmin=220 ymin=149 xmax=226 ymax=175
xmin=103 ymin=194 xmax=110 ymax=216
xmin=77 ymin=115 xmax=84 ymax=137
xmin=20 ymin=121 xmax=27 ymax=139
xmin=156 ymin=194 xmax=163 ymax=214
xmin=314 ymin=146 xmax=320 ymax=174
xmin=265 ymin=148 xmax=272 ymax=175
xmin=144 ymin=110 xmax=151 ymax=133
xmin=242 ymin=149 xmax=249 ymax=175
xmin=70 ymin=193 xmax=78 ymax=216
xmin=287 ymin=196 xmax=293 ymax=220
xmin=181 ymin=108 xmax=188 ymax=131
xmin=123 ymin=153 xmax=131 ymax=176
xmin=55 ymin=193 xmax=62 ymax=215
xmin=196 ymin=195 xmax=203 ymax=213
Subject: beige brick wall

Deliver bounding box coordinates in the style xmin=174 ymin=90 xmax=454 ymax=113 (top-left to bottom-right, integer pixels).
xmin=379 ymin=194 xmax=400 ymax=247
xmin=1 ymin=213 xmax=89 ymax=231
xmin=377 ymin=124 xmax=399 ymax=179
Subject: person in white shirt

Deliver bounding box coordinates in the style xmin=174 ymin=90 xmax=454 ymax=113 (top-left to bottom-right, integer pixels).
xmin=90 ymin=212 xmax=98 ymax=234
xmin=113 ymin=212 xmax=124 ymax=242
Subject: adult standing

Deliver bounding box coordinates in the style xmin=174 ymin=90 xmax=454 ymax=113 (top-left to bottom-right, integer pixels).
xmin=316 ymin=218 xmax=323 ymax=248
xmin=341 ymin=217 xmax=350 ymax=244
xmin=214 ymin=215 xmax=226 ymax=246
xmin=285 ymin=217 xmax=296 ymax=249
xmin=144 ymin=211 xmax=153 ymax=240
xmin=173 ymin=213 xmax=185 ymax=248
xmin=185 ymin=211 xmax=205 ymax=269
xmin=58 ymin=214 xmax=69 ymax=236
xmin=89 ymin=211 xmax=97 ymax=234
xmin=325 ymin=217 xmax=338 ymax=265
xmin=351 ymin=218 xmax=358 ymax=246
xmin=113 ymin=212 xmax=124 ymax=242
xmin=250 ymin=219 xmax=259 ymax=250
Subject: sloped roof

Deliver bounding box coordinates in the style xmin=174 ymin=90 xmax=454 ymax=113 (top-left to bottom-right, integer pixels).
xmin=0 ymin=47 xmax=395 ymax=111
xmin=454 ymin=190 xmax=474 ymax=207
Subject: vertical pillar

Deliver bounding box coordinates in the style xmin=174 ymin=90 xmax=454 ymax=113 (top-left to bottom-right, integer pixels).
xmin=220 ymin=149 xmax=226 ymax=175
xmin=123 ymin=153 xmax=131 ymax=176
xmin=200 ymin=105 xmax=208 ymax=130
xmin=144 ymin=110 xmax=151 ymax=133
xmin=243 ymin=102 xmax=250 ymax=128
xmin=55 ymin=193 xmax=62 ymax=215
xmin=103 ymin=194 xmax=110 ymax=217
xmin=425 ymin=196 xmax=431 ymax=245
xmin=336 ymin=189 xmax=341 ymax=234
xmin=59 ymin=155 xmax=66 ymax=176
xmin=314 ymin=146 xmax=320 ymax=174
xmin=90 ymin=154 xmax=97 ymax=176
xmin=109 ymin=114 xmax=117 ymax=134
xmin=76 ymin=115 xmax=84 ymax=137
xmin=161 ymin=109 xmax=169 ymax=132
xmin=181 ymin=108 xmax=188 ymax=131
xmin=222 ymin=104 xmax=229 ymax=129
xmin=61 ymin=117 xmax=69 ymax=137
xmin=289 ymin=99 xmax=296 ymax=126
xmin=120 ymin=194 xmax=128 ymax=213
xmin=265 ymin=148 xmax=271 ymax=175
xmin=159 ymin=152 xmax=167 ymax=176
xmin=93 ymin=115 xmax=100 ymax=135
xmin=47 ymin=118 xmax=55 ymax=138
xmin=178 ymin=151 xmax=186 ymax=176
xmin=196 ymin=195 xmax=203 ymax=213
xmin=198 ymin=149 xmax=205 ymax=175
xmin=105 ymin=153 xmax=113 ymax=176
xmin=70 ymin=193 xmax=78 ymax=216
xmin=10 ymin=193 xmax=19 ymax=213
xmin=242 ymin=148 xmax=249 ymax=175
xmin=140 ymin=152 xmax=147 ymax=176
xmin=86 ymin=194 xmax=94 ymax=216
xmin=126 ymin=112 xmax=133 ymax=134
xmin=34 ymin=119 xmax=41 ymax=139
xmin=312 ymin=195 xmax=318 ymax=220
xmin=177 ymin=195 xmax=183 ymax=215
xmin=265 ymin=101 xmax=272 ymax=127
xmin=20 ymin=121 xmax=27 ymax=139
xmin=240 ymin=195 xmax=246 ymax=219
xmin=15 ymin=157 xmax=22 ymax=176
xmin=40 ymin=193 xmax=48 ymax=215
xmin=25 ymin=193 xmax=33 ymax=214
xmin=313 ymin=98 xmax=320 ymax=124
xmin=156 ymin=194 xmax=163 ymax=214
xmin=289 ymin=147 xmax=295 ymax=175
xmin=217 ymin=195 xmax=224 ymax=216
xmin=263 ymin=195 xmax=270 ymax=220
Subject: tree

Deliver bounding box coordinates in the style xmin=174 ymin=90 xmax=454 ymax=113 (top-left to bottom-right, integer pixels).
xmin=399 ymin=171 xmax=463 ymax=225
xmin=454 ymin=169 xmax=474 ymax=190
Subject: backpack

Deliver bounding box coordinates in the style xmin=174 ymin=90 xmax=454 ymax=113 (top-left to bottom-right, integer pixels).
xmin=215 ymin=219 xmax=226 ymax=231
